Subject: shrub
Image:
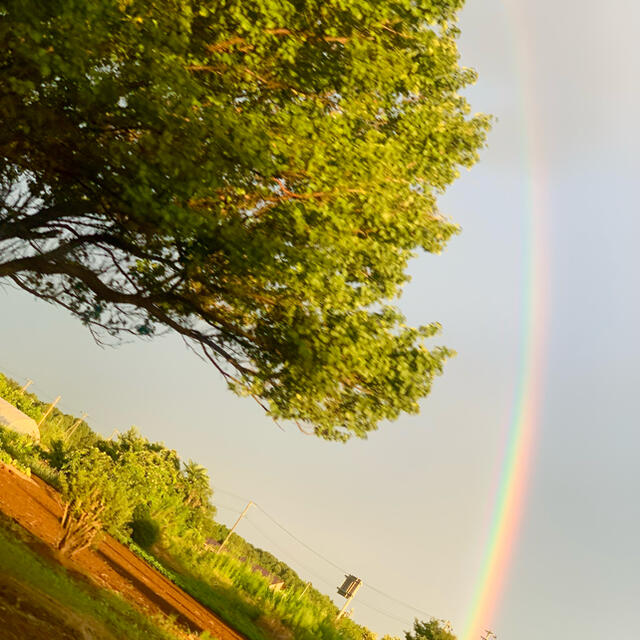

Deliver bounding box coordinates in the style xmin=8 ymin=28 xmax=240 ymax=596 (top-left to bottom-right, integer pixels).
xmin=130 ymin=507 xmax=161 ymax=549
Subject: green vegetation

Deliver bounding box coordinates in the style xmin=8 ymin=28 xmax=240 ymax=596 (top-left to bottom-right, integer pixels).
xmin=404 ymin=619 xmax=458 ymax=640
xmin=0 ymin=515 xmax=186 ymax=640
xmin=0 ymin=373 xmax=96 ymax=453
xmin=0 ymin=375 xmax=65 ymax=486
xmin=0 ymin=373 xmax=373 ymax=639
xmin=1 ymin=0 xmax=489 ymax=440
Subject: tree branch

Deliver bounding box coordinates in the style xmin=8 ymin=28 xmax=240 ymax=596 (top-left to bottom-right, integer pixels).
xmin=5 ymin=255 xmax=257 ymax=377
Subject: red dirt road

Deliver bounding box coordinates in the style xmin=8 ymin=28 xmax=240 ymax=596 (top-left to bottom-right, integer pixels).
xmin=0 ymin=462 xmax=246 ymax=640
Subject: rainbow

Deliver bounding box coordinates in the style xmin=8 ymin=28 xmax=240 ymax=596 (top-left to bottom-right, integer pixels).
xmin=461 ymin=2 xmax=550 ymax=639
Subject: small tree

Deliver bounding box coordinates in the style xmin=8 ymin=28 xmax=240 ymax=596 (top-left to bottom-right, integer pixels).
xmin=405 ymin=619 xmax=457 ymax=640
xmin=57 ymin=448 xmax=133 ymax=556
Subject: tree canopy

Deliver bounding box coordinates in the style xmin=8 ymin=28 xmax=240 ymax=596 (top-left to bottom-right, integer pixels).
xmin=0 ymin=0 xmax=489 ymax=440
xmin=405 ymin=619 xmax=458 ymax=640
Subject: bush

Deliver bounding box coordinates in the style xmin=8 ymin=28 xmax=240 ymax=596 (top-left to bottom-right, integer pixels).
xmin=130 ymin=507 xmax=161 ymax=549
xmin=45 ymin=438 xmax=68 ymax=470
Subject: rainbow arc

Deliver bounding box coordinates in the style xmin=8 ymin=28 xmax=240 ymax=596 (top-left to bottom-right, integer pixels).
xmin=462 ymin=2 xmax=550 ymax=639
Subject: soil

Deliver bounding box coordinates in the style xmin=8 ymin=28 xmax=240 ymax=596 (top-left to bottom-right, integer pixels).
xmin=0 ymin=462 xmax=247 ymax=640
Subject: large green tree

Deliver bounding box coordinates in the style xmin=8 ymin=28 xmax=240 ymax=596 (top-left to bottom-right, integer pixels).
xmin=0 ymin=0 xmax=489 ymax=440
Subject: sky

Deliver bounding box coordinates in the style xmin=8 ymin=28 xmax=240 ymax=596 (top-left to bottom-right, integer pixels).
xmin=1 ymin=1 xmax=639 ymax=639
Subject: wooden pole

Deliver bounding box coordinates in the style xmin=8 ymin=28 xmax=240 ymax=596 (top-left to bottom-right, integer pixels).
xmin=216 ymin=501 xmax=253 ymax=554
xmin=336 ymin=580 xmax=361 ymax=621
xmin=20 ymin=379 xmax=33 ymax=392
xmin=37 ymin=395 xmax=61 ymax=427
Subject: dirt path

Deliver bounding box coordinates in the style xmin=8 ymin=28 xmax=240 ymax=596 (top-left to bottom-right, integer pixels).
xmin=0 ymin=462 xmax=247 ymax=640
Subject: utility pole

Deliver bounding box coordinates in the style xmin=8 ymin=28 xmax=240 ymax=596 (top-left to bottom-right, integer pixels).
xmin=216 ymin=501 xmax=253 ymax=554
xmin=337 ymin=594 xmax=359 ymax=621
xmin=20 ymin=379 xmax=33 ymax=393
xmin=336 ymin=575 xmax=362 ymax=621
xmin=37 ymin=395 xmax=61 ymax=427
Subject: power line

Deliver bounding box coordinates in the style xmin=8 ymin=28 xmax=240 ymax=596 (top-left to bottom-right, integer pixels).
xmin=214 ymin=503 xmax=244 ymax=514
xmin=255 ymin=501 xmax=435 ymax=620
xmin=214 ymin=487 xmax=437 ymax=622
xmin=355 ymin=599 xmax=410 ymax=625
xmin=254 ymin=502 xmax=347 ymax=573
xmin=243 ymin=516 xmax=413 ymax=627
xmin=361 ymin=583 xmax=435 ymax=620
xmin=215 ymin=487 xmax=251 ymax=503
xmin=242 ymin=516 xmax=337 ymax=591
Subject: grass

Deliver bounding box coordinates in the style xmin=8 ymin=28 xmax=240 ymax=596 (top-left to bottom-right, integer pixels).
xmin=128 ymin=541 xmax=271 ymax=640
xmin=0 ymin=515 xmax=196 ymax=640
xmin=129 ymin=542 xmax=366 ymax=640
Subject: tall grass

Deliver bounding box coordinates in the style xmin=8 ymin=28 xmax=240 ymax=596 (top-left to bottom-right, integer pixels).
xmin=129 ymin=541 xmax=368 ymax=640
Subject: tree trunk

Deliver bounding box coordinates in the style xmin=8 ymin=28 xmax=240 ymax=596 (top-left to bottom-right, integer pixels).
xmin=57 ymin=495 xmax=105 ymax=558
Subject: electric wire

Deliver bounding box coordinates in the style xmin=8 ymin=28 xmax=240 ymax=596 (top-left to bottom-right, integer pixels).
xmin=215 ymin=487 xmax=253 ymax=503
xmin=255 ymin=501 xmax=436 ymax=620
xmin=355 ymin=600 xmax=411 ymax=625
xmin=241 ymin=516 xmax=337 ymax=592
xmin=360 ymin=582 xmax=435 ymax=618
xmin=213 ymin=503 xmax=243 ymax=514
xmin=241 ymin=515 xmax=415 ymax=626
xmin=254 ymin=502 xmax=346 ymax=573
xmin=214 ymin=486 xmax=438 ymax=622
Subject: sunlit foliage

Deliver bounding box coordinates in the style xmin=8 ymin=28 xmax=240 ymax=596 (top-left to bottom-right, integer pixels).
xmin=0 ymin=0 xmax=489 ymax=439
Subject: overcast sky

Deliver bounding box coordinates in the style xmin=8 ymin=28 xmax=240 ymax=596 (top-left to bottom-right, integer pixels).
xmin=1 ymin=1 xmax=638 ymax=639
